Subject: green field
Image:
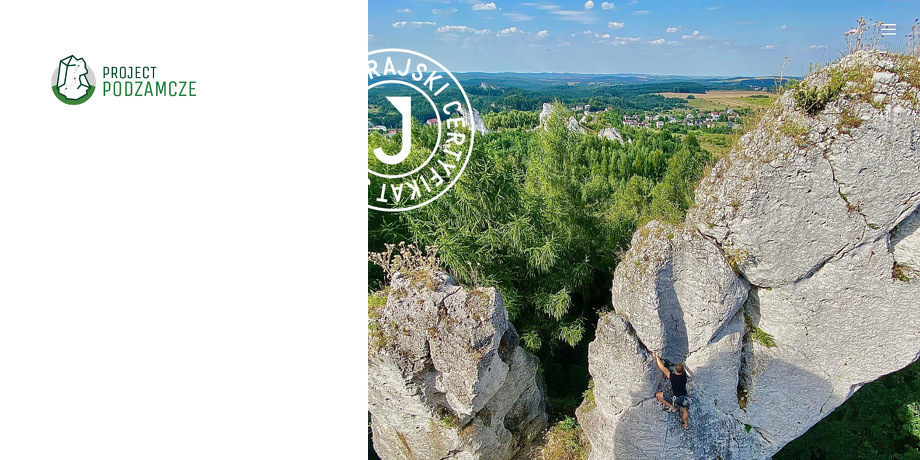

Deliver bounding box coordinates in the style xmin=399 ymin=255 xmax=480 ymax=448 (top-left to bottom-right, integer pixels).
xmin=657 ymin=90 xmax=777 ymax=112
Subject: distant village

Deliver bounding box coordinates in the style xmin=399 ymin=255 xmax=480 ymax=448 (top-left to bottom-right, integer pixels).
xmin=618 ymin=108 xmax=743 ymax=130
xmin=568 ymin=103 xmax=744 ymax=130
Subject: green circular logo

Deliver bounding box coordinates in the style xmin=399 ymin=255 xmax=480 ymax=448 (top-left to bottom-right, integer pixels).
xmin=51 ymin=55 xmax=95 ymax=105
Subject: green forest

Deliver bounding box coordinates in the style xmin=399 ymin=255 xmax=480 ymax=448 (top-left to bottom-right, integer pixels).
xmin=368 ymin=97 xmax=920 ymax=458
xmin=370 ymin=104 xmax=708 ymax=413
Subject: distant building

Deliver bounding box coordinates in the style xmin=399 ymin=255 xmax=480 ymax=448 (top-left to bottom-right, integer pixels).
xmin=425 ymin=118 xmax=439 ymax=126
xmin=656 ymin=121 xmax=665 ymax=128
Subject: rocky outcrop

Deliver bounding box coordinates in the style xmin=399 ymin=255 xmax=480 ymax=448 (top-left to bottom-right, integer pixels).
xmin=538 ymin=103 xmax=553 ymax=127
xmin=892 ymin=208 xmax=920 ymax=274
xmin=598 ymin=127 xmax=624 ymax=144
xmin=579 ymin=50 xmax=920 ymax=459
xmin=458 ymin=106 xmax=489 ymax=135
xmin=368 ymin=270 xmax=548 ymax=459
xmin=539 ymin=103 xmax=587 ymax=134
xmin=566 ymin=116 xmax=587 ymax=134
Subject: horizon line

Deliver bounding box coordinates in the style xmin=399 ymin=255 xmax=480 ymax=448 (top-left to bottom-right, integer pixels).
xmin=453 ymin=71 xmax=803 ymax=78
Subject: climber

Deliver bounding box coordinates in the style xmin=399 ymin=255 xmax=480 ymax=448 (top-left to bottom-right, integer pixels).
xmin=653 ymin=351 xmax=690 ymax=430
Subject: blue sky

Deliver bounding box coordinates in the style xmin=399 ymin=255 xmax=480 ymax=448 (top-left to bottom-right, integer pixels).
xmin=369 ymin=0 xmax=920 ymax=76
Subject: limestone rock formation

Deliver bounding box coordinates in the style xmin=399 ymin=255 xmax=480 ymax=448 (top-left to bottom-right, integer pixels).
xmin=598 ymin=127 xmax=624 ymax=144
xmin=539 ymin=102 xmax=587 ymax=134
xmin=566 ymin=116 xmax=587 ymax=134
xmin=538 ymin=103 xmax=553 ymax=127
xmin=578 ymin=50 xmax=920 ymax=459
xmin=368 ymin=270 xmax=548 ymax=459
xmin=458 ymin=106 xmax=490 ymax=135
xmin=892 ymin=209 xmax=920 ymax=274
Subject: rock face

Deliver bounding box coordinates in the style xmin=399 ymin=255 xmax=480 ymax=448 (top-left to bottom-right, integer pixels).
xmin=458 ymin=106 xmax=490 ymax=135
xmin=892 ymin=210 xmax=920 ymax=273
xmin=598 ymin=127 xmax=624 ymax=144
xmin=538 ymin=103 xmax=553 ymax=127
xmin=368 ymin=270 xmax=548 ymax=459
xmin=578 ymin=50 xmax=920 ymax=459
xmin=566 ymin=116 xmax=587 ymax=134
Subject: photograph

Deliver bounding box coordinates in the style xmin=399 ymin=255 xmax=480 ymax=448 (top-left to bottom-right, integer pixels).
xmin=367 ymin=1 xmax=920 ymax=458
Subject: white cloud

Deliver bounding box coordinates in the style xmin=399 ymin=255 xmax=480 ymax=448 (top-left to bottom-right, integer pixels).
xmin=601 ymin=2 xmax=615 ymax=9
xmin=682 ymin=30 xmax=705 ymax=40
xmin=601 ymin=33 xmax=611 ymax=38
xmin=666 ymin=26 xmax=678 ymax=33
xmin=633 ymin=10 xmax=649 ymax=15
xmin=761 ymin=44 xmax=775 ymax=49
xmin=504 ymin=12 xmax=535 ymax=21
xmin=780 ymin=24 xmax=787 ymax=29
xmin=472 ymin=2 xmax=497 ymax=11
xmin=809 ymin=44 xmax=828 ymax=49
xmin=608 ymin=21 xmax=625 ymax=29
xmin=667 ymin=41 xmax=679 ymax=45
xmin=649 ymin=38 xmax=665 ymax=45
xmin=437 ymin=25 xmax=492 ymax=35
xmin=497 ymin=26 xmax=526 ymax=36
xmin=432 ymin=8 xmax=458 ymax=15
xmin=368 ymin=34 xmax=375 ymax=40
xmin=397 ymin=8 xmax=411 ymax=13
xmin=551 ymin=10 xmax=597 ymax=24
xmin=610 ymin=35 xmax=641 ymax=45
xmin=394 ymin=21 xmax=436 ymax=28
xmin=582 ymin=29 xmax=594 ymax=34
xmin=627 ymin=0 xmax=638 ymax=4
xmin=706 ymin=6 xmax=720 ymax=10
xmin=537 ymin=29 xmax=550 ymax=38
xmin=584 ymin=1 xmax=595 ymax=9
xmin=522 ymin=2 xmax=560 ymax=10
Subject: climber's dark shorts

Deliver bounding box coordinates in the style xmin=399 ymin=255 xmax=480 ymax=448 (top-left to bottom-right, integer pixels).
xmin=673 ymin=395 xmax=691 ymax=408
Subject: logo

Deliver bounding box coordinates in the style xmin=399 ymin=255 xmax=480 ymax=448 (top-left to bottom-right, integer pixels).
xmin=368 ymin=49 xmax=474 ymax=212
xmin=51 ymin=55 xmax=197 ymax=103
xmin=52 ymin=55 xmax=95 ymax=105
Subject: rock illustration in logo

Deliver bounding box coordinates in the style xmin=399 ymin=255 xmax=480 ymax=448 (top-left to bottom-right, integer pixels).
xmin=52 ymin=55 xmax=96 ymax=105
